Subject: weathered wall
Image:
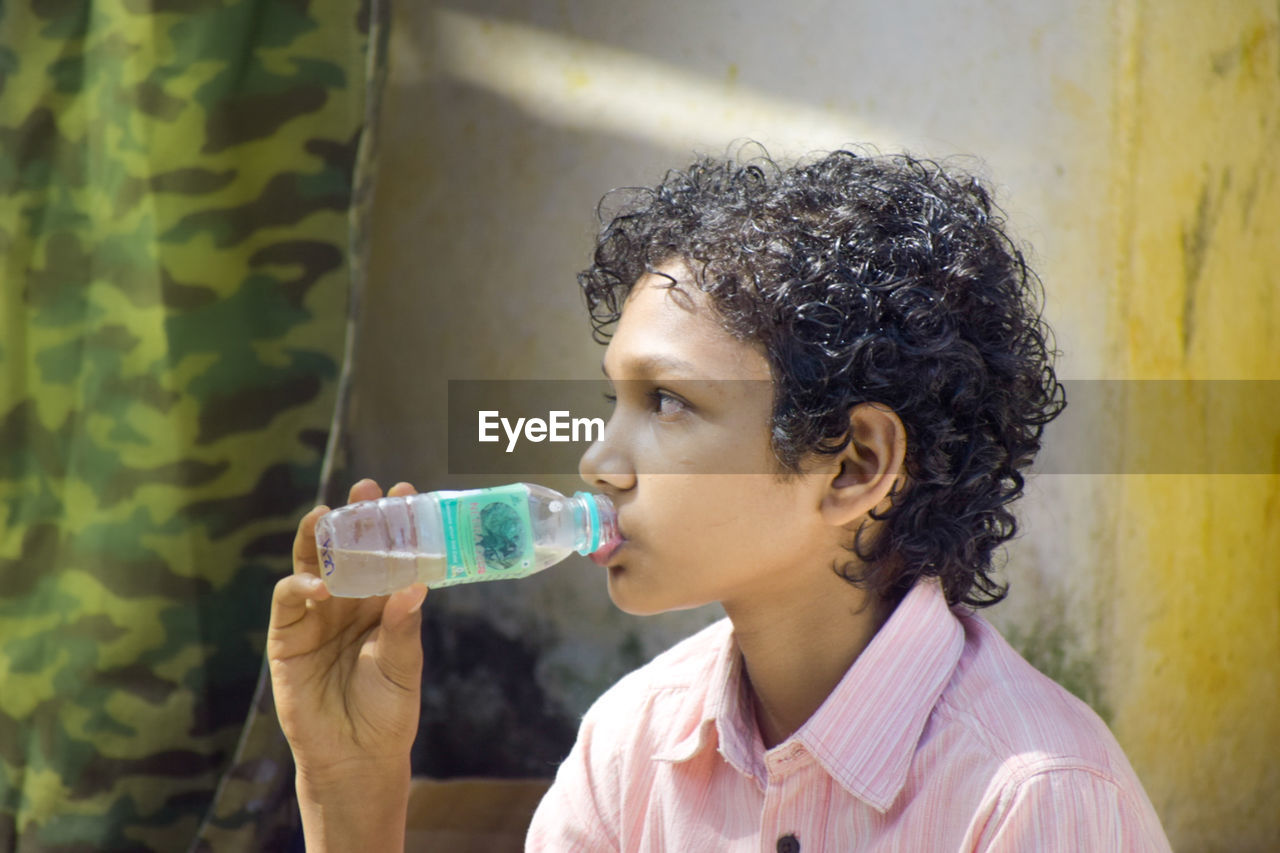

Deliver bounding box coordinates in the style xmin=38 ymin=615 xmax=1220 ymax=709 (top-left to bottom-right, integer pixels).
xmin=353 ymin=0 xmax=1279 ymax=848
xmin=1100 ymin=2 xmax=1280 ymax=848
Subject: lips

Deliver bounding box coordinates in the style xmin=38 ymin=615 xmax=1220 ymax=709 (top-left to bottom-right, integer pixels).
xmin=589 ymin=519 xmax=627 ymax=566
xmin=584 ymin=497 xmax=628 ymax=567
xmin=589 ymin=540 xmax=622 ymax=566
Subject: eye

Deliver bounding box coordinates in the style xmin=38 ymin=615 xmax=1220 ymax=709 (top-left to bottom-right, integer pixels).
xmin=650 ymin=389 xmax=688 ymax=418
xmin=600 ymin=388 xmax=688 ymax=418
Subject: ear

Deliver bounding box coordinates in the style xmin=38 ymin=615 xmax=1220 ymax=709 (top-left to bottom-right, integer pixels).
xmin=819 ymin=403 xmax=906 ymax=528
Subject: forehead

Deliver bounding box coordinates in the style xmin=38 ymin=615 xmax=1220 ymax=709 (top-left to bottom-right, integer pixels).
xmin=602 ymin=271 xmax=770 ymax=381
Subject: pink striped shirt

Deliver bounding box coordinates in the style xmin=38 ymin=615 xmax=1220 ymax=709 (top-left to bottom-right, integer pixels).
xmin=526 ymin=580 xmax=1171 ymax=851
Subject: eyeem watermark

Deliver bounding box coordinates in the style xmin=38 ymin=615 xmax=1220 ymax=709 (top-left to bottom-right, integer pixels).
xmin=448 ymin=378 xmax=1280 ymax=475
xmin=478 ymin=410 xmax=605 ymax=453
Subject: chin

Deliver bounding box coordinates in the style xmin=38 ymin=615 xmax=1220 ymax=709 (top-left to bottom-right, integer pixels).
xmin=606 ymin=570 xmax=668 ymax=616
xmin=606 ymin=574 xmax=708 ymax=617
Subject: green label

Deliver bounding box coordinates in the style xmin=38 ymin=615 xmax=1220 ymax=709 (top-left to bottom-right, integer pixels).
xmin=436 ymin=484 xmax=535 ymax=581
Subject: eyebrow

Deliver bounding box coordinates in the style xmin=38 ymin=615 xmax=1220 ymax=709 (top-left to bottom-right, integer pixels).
xmin=601 ymin=354 xmax=699 ymax=379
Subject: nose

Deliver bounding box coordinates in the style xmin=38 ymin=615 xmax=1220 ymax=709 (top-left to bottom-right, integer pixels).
xmin=578 ymin=421 xmax=636 ymax=494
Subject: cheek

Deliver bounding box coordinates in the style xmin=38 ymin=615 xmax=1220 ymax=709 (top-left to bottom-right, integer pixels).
xmin=655 ymin=477 xmax=789 ymax=552
xmin=714 ymin=478 xmax=810 ymax=547
xmin=630 ymin=430 xmax=699 ymax=475
xmin=633 ymin=478 xmax=721 ymax=555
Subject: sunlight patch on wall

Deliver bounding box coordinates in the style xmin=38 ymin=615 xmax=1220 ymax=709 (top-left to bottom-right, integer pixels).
xmin=428 ymin=8 xmax=898 ymax=156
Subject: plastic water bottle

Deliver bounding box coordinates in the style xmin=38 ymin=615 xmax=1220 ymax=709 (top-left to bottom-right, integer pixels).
xmin=314 ymin=483 xmax=620 ymax=597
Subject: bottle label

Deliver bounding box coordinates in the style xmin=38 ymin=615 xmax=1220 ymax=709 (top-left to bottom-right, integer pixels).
xmin=435 ymin=484 xmax=535 ymax=581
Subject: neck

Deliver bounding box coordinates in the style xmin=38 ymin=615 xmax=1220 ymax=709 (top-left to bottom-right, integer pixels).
xmin=725 ymin=575 xmax=889 ymax=749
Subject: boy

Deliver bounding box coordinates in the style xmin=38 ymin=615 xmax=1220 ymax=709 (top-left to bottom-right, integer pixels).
xmin=268 ymin=150 xmax=1172 ymax=850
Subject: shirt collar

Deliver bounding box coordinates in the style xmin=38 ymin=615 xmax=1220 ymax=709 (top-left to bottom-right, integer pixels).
xmin=652 ymin=580 xmax=965 ymax=812
xmin=651 ymin=620 xmax=763 ymax=780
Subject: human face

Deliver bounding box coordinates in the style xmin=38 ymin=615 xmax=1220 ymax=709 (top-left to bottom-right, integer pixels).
xmin=578 ymin=268 xmax=835 ymax=616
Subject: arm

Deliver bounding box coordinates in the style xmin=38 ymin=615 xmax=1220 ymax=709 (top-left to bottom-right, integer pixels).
xmin=977 ymin=767 xmax=1173 ymax=853
xmin=294 ymin=759 xmax=413 ymax=852
xmin=268 ymin=479 xmax=428 ymax=853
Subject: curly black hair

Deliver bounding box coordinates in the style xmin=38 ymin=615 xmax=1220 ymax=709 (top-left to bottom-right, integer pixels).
xmin=579 ymin=148 xmax=1065 ymax=609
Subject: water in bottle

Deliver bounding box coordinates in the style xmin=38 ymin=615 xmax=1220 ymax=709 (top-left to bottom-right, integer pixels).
xmin=314 ymin=483 xmax=619 ymax=597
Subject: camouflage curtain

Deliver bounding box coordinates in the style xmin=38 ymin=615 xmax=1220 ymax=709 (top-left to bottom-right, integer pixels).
xmin=0 ymin=1 xmax=384 ymax=849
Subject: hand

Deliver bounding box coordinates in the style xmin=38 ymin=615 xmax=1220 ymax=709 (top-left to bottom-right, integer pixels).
xmin=268 ymin=479 xmax=428 ymax=786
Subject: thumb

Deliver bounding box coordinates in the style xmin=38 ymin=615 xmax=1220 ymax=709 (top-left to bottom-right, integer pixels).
xmin=374 ymin=583 xmax=427 ymax=691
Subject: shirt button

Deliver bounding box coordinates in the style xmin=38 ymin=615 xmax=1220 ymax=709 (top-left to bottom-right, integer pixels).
xmin=776 ymin=834 xmax=800 ymax=853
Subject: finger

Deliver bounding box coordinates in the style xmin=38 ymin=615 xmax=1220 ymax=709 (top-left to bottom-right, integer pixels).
xmin=382 ymin=582 xmax=427 ymax=629
xmin=269 ymin=573 xmax=331 ymax=635
xmin=348 ymin=478 xmax=383 ymax=505
xmin=293 ymin=505 xmax=331 ymax=576
xmin=375 ymin=583 xmax=427 ymax=691
xmin=386 ymin=481 xmax=418 ymax=498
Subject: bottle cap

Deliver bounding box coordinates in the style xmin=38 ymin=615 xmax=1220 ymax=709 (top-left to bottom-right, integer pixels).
xmin=574 ymin=491 xmax=619 ymax=557
xmin=584 ymin=491 xmax=601 ymax=553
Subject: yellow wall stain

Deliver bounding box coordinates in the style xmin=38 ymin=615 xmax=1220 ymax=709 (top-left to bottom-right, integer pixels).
xmin=1106 ymin=0 xmax=1280 ymax=848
